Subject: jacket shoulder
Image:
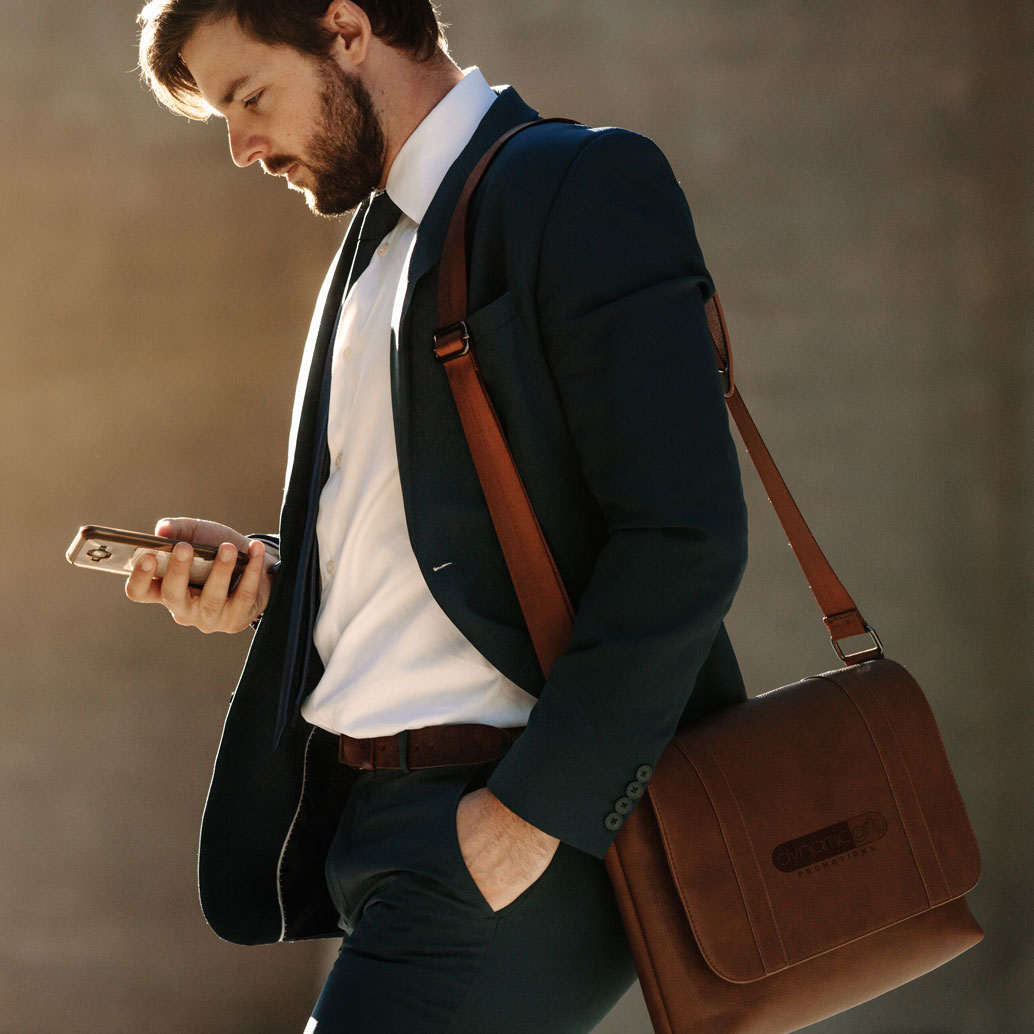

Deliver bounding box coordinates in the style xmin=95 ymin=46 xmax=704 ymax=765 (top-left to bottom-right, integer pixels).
xmin=486 ymin=121 xmax=670 ymax=186
xmin=473 ymin=122 xmax=681 ymax=245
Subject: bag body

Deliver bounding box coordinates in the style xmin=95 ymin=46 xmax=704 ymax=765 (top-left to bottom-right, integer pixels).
xmin=605 ymin=658 xmax=982 ymax=1034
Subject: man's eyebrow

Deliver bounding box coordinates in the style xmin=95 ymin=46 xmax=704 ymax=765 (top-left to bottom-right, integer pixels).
xmin=219 ymin=75 xmax=253 ymax=106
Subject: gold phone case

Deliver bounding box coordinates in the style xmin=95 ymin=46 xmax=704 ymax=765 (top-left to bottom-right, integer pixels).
xmin=66 ymin=526 xmax=247 ymax=588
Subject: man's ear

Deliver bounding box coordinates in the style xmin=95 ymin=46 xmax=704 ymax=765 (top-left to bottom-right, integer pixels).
xmin=322 ymin=0 xmax=371 ymax=68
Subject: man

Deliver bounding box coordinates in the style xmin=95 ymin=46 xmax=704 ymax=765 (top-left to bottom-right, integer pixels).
xmin=128 ymin=1 xmax=748 ymax=1031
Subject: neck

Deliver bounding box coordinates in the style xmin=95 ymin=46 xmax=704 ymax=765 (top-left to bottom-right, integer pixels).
xmin=370 ymin=49 xmax=465 ymax=188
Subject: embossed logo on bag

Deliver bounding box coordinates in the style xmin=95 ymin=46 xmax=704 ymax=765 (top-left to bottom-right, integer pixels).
xmin=772 ymin=812 xmax=888 ymax=873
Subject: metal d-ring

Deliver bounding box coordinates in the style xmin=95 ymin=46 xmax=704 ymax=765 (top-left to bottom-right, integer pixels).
xmin=831 ymin=625 xmax=885 ymax=664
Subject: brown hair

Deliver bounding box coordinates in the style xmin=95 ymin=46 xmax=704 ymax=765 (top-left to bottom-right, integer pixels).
xmin=138 ymin=0 xmax=447 ymax=118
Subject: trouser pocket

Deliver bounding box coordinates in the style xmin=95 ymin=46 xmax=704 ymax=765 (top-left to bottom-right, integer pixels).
xmin=324 ymin=765 xmax=496 ymax=929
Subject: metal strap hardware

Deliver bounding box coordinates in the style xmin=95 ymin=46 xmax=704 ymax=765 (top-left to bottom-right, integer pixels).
xmin=432 ymin=322 xmax=472 ymax=362
xmin=832 ymin=625 xmax=885 ymax=664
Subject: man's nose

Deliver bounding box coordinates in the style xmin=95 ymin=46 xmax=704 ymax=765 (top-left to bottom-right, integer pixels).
xmin=227 ymin=123 xmax=264 ymax=168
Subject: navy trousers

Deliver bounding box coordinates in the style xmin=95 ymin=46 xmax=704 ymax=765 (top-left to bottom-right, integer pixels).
xmin=308 ymin=762 xmax=636 ymax=1033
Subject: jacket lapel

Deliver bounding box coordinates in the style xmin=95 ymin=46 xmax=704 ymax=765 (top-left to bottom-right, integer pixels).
xmin=404 ymin=87 xmax=539 ymax=302
xmin=280 ymin=203 xmax=366 ymax=544
xmin=391 ymin=86 xmax=539 ymax=488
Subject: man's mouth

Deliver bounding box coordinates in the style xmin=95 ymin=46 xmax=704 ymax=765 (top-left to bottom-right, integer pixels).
xmin=266 ymin=158 xmax=299 ymax=179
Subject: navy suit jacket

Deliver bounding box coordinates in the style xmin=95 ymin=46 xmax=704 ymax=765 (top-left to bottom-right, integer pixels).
xmin=197 ymin=87 xmax=748 ymax=945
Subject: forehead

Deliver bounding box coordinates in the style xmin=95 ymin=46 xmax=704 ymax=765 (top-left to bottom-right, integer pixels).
xmin=180 ymin=16 xmax=296 ymax=111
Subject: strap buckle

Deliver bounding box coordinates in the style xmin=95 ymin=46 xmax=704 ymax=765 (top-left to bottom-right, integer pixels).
xmin=433 ymin=322 xmax=471 ymax=362
xmin=831 ymin=624 xmax=884 ymax=665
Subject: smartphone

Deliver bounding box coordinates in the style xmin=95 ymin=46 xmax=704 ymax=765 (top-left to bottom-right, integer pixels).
xmin=66 ymin=525 xmax=248 ymax=589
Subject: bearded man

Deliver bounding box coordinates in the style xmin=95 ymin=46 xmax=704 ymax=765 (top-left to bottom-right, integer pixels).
xmin=128 ymin=1 xmax=748 ymax=1031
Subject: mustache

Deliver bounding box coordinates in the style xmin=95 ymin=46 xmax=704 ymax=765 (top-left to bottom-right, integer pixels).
xmin=264 ymin=155 xmax=299 ymax=176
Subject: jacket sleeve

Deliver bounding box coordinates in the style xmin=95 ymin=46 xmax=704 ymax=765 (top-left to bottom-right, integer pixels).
xmin=486 ymin=129 xmax=748 ymax=858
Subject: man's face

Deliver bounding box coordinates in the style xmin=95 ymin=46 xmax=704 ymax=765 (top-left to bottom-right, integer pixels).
xmin=181 ymin=16 xmax=386 ymax=216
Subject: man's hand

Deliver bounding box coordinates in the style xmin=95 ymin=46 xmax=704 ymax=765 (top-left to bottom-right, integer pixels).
xmin=455 ymin=787 xmax=560 ymax=911
xmin=124 ymin=517 xmax=277 ymax=634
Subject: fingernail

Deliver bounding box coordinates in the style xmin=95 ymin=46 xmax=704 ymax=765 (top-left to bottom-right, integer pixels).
xmin=249 ymin=540 xmax=263 ymax=558
xmin=220 ymin=544 xmax=236 ymax=561
xmin=174 ymin=543 xmax=192 ymax=560
xmin=141 ymin=556 xmax=156 ymax=573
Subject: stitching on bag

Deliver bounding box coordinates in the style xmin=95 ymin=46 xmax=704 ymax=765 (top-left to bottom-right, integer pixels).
xmin=657 ymin=739 xmax=781 ymax=979
xmin=678 ymin=734 xmax=789 ymax=973
xmin=853 ymin=666 xmax=981 ymax=884
xmin=858 ymin=667 xmax=952 ymax=899
xmin=834 ymin=665 xmax=951 ymax=905
xmin=649 ymin=776 xmax=749 ymax=983
xmin=782 ymin=673 xmax=973 ymax=953
xmin=818 ymin=672 xmax=923 ymax=883
xmin=832 ymin=670 xmax=932 ymax=897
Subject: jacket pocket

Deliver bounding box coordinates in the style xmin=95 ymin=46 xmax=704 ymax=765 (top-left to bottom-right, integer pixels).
xmin=465 ymin=291 xmax=518 ymax=343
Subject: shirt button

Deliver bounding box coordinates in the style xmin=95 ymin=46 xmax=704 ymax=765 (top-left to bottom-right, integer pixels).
xmin=326 ymin=559 xmax=335 ymax=576
xmin=334 ymin=453 xmax=342 ymax=470
xmin=626 ymin=781 xmax=644 ymax=800
xmin=342 ymin=345 xmax=354 ymax=360
xmin=614 ymin=796 xmax=633 ymax=815
xmin=376 ymin=243 xmax=388 ymax=257
xmin=636 ymin=765 xmax=654 ymax=783
xmin=605 ymin=812 xmax=624 ymax=831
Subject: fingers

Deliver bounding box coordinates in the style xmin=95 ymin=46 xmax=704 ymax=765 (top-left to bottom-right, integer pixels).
xmin=125 ymin=520 xmax=269 ymax=634
xmin=196 ymin=540 xmax=264 ymax=630
xmin=125 ymin=537 xmax=201 ymax=610
xmin=166 ymin=540 xmax=267 ymax=633
xmin=160 ymin=541 xmax=200 ymax=624
xmin=125 ymin=552 xmax=164 ymax=604
xmin=227 ymin=539 xmax=268 ymax=623
xmin=197 ymin=542 xmax=239 ymax=615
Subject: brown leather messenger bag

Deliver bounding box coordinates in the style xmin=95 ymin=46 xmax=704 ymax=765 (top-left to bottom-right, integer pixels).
xmin=432 ymin=120 xmax=983 ymax=1034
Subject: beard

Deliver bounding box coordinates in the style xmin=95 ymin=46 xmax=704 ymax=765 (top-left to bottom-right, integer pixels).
xmin=268 ymin=59 xmax=387 ymax=217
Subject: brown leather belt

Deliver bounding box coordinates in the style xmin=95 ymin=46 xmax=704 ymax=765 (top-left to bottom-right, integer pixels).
xmin=338 ymin=723 xmax=525 ymax=772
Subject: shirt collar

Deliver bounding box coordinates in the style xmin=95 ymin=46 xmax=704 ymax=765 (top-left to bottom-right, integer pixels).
xmin=385 ymin=67 xmax=497 ymax=226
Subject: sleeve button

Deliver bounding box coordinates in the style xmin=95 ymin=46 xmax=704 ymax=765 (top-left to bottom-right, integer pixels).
xmin=626 ymin=781 xmax=644 ymax=799
xmin=636 ymin=765 xmax=654 ymax=783
xmin=605 ymin=812 xmax=624 ymax=831
xmin=614 ymin=796 xmax=633 ymax=815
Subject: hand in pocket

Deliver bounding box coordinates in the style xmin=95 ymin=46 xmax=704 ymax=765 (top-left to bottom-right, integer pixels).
xmin=454 ymin=787 xmax=559 ymax=912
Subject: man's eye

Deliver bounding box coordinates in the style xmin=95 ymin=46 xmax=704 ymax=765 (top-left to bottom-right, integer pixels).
xmin=243 ymin=92 xmax=263 ymax=109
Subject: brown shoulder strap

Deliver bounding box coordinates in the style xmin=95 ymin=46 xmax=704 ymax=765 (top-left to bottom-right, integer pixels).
xmin=434 ymin=122 xmax=882 ymax=674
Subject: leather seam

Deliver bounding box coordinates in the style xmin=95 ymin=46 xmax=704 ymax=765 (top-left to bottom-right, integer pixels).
xmin=655 ymin=743 xmax=769 ymax=981
xmin=835 ymin=666 xmax=951 ymax=905
xmin=675 ymin=736 xmax=789 ymax=973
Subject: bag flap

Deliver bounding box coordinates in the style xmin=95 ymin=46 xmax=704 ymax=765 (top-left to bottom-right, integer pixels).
xmin=648 ymin=658 xmax=980 ymax=983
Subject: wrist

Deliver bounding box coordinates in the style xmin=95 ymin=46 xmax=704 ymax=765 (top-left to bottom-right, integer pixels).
xmin=484 ymin=788 xmax=559 ymax=854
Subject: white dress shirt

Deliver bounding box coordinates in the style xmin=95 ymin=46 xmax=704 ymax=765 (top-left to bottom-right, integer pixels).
xmin=300 ymin=69 xmax=537 ymax=738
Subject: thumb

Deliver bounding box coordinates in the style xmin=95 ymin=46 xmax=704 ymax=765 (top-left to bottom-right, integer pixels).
xmin=154 ymin=517 xmax=197 ymax=541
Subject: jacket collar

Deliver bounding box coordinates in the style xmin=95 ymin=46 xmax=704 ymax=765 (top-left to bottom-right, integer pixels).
xmin=404 ymin=86 xmax=540 ymax=295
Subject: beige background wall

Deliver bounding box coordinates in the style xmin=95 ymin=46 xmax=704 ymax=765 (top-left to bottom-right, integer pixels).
xmin=1 ymin=1 xmax=1030 ymax=1031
